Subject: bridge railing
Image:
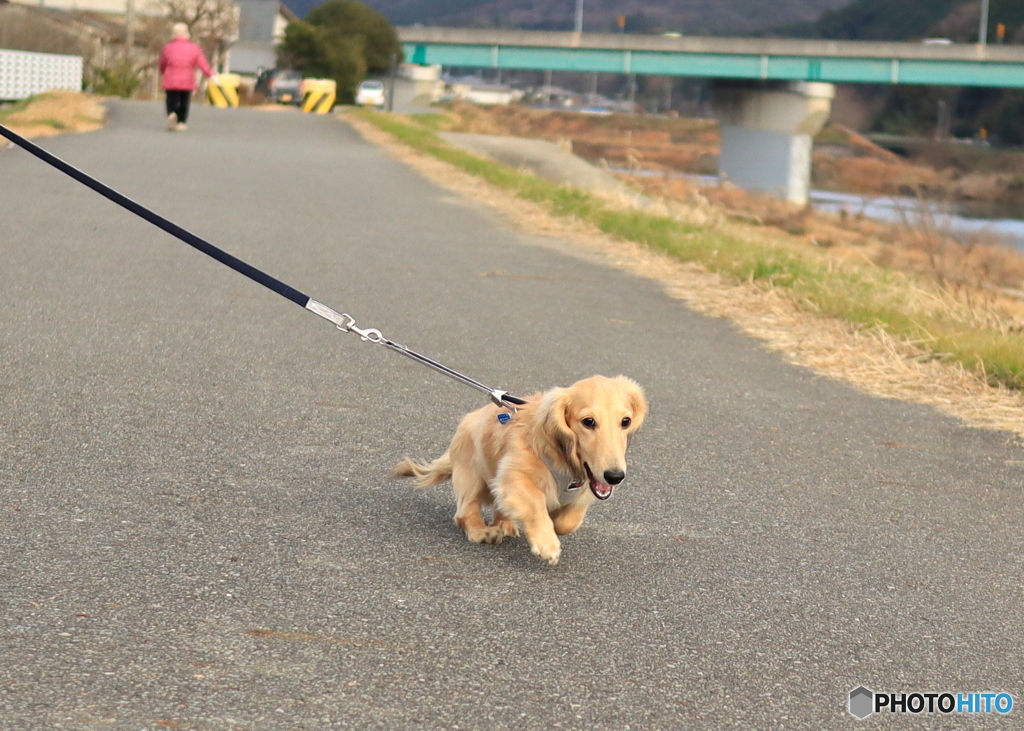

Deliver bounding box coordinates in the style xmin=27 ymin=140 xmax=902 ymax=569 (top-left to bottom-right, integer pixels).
xmin=398 ymin=27 xmax=1024 ymax=88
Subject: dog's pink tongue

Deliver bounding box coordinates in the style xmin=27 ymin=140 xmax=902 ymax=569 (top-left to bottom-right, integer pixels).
xmin=590 ymin=479 xmax=613 ymax=500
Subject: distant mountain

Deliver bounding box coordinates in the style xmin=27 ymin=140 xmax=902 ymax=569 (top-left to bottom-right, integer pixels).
xmin=284 ymin=0 xmax=852 ymax=36
xmin=789 ymin=0 xmax=960 ymax=40
xmin=797 ymin=0 xmax=1024 ymax=144
xmin=790 ymin=0 xmax=1024 ymax=42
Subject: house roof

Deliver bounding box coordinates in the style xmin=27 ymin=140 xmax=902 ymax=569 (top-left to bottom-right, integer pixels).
xmin=0 ymin=2 xmax=119 ymax=40
xmin=279 ymin=2 xmax=298 ymax=23
xmin=0 ymin=3 xmax=168 ymax=50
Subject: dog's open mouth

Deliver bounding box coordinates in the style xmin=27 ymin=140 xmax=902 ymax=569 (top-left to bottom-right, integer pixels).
xmin=585 ymin=463 xmax=614 ymax=500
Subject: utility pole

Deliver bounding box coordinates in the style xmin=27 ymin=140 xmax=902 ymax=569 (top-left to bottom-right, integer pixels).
xmin=936 ymin=99 xmax=950 ymax=140
xmin=979 ymin=0 xmax=990 ymax=44
xmin=386 ymin=53 xmax=397 ymax=112
xmin=574 ymin=0 xmax=583 ymax=33
xmin=124 ymin=0 xmax=134 ymax=59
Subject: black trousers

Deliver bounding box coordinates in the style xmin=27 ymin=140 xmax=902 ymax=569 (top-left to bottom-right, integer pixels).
xmin=165 ymin=90 xmax=192 ymax=124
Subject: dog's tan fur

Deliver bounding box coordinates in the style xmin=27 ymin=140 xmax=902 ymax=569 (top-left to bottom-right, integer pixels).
xmin=394 ymin=375 xmax=647 ymax=565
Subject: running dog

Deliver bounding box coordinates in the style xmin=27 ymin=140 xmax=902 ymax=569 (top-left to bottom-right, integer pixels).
xmin=394 ymin=375 xmax=647 ymax=565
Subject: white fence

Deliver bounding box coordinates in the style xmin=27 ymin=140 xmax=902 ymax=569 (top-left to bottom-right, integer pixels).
xmin=0 ymin=48 xmax=83 ymax=101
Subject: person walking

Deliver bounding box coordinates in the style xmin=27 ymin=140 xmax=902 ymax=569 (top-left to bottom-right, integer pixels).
xmin=159 ymin=23 xmax=216 ymax=132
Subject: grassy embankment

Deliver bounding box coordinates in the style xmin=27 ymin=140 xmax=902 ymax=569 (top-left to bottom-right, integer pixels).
xmin=0 ymin=92 xmax=106 ymax=138
xmin=0 ymin=98 xmax=38 ymax=127
xmin=354 ymin=108 xmax=1024 ymax=392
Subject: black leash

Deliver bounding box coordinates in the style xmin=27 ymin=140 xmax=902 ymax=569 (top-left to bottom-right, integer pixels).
xmin=0 ymin=122 xmax=526 ymax=409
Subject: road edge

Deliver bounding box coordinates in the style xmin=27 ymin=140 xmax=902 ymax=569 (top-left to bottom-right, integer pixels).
xmin=343 ymin=112 xmax=1024 ymax=444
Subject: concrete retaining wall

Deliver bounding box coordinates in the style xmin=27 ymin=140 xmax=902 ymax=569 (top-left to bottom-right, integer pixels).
xmin=0 ymin=47 xmax=82 ymax=101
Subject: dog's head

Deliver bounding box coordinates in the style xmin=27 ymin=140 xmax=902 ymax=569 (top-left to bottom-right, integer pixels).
xmin=534 ymin=375 xmax=647 ymax=500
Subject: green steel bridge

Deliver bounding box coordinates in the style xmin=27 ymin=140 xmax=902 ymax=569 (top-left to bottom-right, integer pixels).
xmin=399 ymin=27 xmax=1024 ymax=88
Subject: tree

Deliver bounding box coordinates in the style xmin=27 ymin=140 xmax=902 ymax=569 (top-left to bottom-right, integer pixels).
xmin=304 ymin=0 xmax=401 ymax=72
xmin=277 ymin=0 xmax=402 ymax=103
xmin=811 ymin=0 xmax=960 ymax=41
xmin=150 ymin=0 xmax=239 ymax=71
xmin=87 ymin=59 xmax=144 ymax=98
xmin=279 ymin=21 xmax=367 ymax=100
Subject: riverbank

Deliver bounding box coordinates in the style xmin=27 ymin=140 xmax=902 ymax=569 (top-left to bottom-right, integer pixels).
xmin=439 ymin=101 xmax=1024 ymax=211
xmin=631 ymin=174 xmax=1024 ymax=299
xmin=429 ymin=103 xmax=1024 ymax=297
xmin=347 ymin=108 xmax=1024 ymax=438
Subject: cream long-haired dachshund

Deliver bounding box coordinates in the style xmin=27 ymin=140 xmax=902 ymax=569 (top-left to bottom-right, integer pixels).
xmin=394 ymin=375 xmax=647 ymax=565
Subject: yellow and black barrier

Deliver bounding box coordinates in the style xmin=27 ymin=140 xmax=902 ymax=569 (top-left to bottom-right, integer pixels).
xmin=207 ymin=73 xmax=241 ymax=108
xmin=301 ymin=78 xmax=337 ymax=114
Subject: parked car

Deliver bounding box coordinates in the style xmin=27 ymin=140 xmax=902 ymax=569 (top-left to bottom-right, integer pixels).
xmin=255 ymin=68 xmax=302 ymax=104
xmin=355 ymin=80 xmax=386 ymax=107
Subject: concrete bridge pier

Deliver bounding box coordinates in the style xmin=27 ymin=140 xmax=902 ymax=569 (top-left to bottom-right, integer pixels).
xmin=712 ymin=80 xmax=835 ymax=206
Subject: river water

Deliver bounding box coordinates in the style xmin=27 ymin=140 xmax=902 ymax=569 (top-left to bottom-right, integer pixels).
xmin=614 ymin=168 xmax=1024 ymax=251
xmin=810 ymin=189 xmax=1024 ymax=251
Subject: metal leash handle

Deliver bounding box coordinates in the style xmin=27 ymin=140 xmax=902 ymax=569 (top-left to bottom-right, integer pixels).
xmin=0 ymin=121 xmax=526 ymax=410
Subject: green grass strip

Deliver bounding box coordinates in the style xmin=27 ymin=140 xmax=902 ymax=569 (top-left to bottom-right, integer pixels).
xmin=0 ymin=96 xmax=35 ymax=122
xmin=355 ymin=109 xmax=1024 ymax=390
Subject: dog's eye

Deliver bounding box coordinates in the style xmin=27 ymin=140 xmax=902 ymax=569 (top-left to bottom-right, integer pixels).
xmin=621 ymin=417 xmax=632 ymax=428
xmin=581 ymin=417 xmax=597 ymax=429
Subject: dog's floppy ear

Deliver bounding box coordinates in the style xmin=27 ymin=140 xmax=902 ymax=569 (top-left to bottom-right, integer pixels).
xmin=617 ymin=375 xmax=648 ymax=432
xmin=535 ymin=387 xmax=583 ymax=475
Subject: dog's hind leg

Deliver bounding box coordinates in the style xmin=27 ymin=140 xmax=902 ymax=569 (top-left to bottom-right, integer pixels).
xmin=489 ymin=509 xmax=520 ymax=539
xmin=452 ymin=466 xmax=507 ymax=545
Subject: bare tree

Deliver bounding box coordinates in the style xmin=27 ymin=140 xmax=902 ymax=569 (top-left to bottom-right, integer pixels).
xmin=149 ymin=0 xmax=238 ymax=71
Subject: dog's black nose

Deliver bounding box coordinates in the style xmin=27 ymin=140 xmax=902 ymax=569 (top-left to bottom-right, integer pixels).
xmin=603 ymin=469 xmax=625 ymax=485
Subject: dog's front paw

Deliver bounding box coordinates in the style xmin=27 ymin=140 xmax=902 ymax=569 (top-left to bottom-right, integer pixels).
xmin=491 ymin=515 xmax=520 ymax=539
xmin=530 ymin=536 xmax=562 ymax=566
xmin=465 ymin=524 xmax=506 ymax=545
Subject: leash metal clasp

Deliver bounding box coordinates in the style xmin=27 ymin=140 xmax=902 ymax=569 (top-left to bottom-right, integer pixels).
xmin=490 ymin=390 xmax=518 ymax=413
xmin=337 ymin=313 xmax=384 ymax=343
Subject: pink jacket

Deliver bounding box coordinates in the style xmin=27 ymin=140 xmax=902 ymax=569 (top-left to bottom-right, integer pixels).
xmin=159 ymin=38 xmax=214 ymax=91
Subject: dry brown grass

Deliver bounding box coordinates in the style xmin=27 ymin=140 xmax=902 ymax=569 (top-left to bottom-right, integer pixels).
xmin=442 ymin=103 xmax=956 ymax=192
xmin=0 ymin=91 xmax=106 ymax=139
xmin=813 ymin=154 xmax=950 ymax=196
xmin=444 ymin=102 xmax=1024 ymax=216
xmin=630 ymin=174 xmax=1024 ymax=310
xmin=440 ymin=105 xmax=1024 ymax=312
xmin=442 ymin=101 xmax=721 ymax=175
xmin=346 ymin=113 xmax=1024 ymax=442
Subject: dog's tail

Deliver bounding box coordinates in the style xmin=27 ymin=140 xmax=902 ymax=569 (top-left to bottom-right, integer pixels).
xmin=393 ymin=451 xmax=453 ymax=488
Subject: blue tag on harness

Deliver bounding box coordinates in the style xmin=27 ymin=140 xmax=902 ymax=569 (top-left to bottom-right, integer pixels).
xmin=497 ymin=412 xmax=512 ymax=425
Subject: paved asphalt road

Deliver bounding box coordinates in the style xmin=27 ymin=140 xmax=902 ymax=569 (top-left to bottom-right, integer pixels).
xmin=2 ymin=101 xmax=1023 ymax=730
